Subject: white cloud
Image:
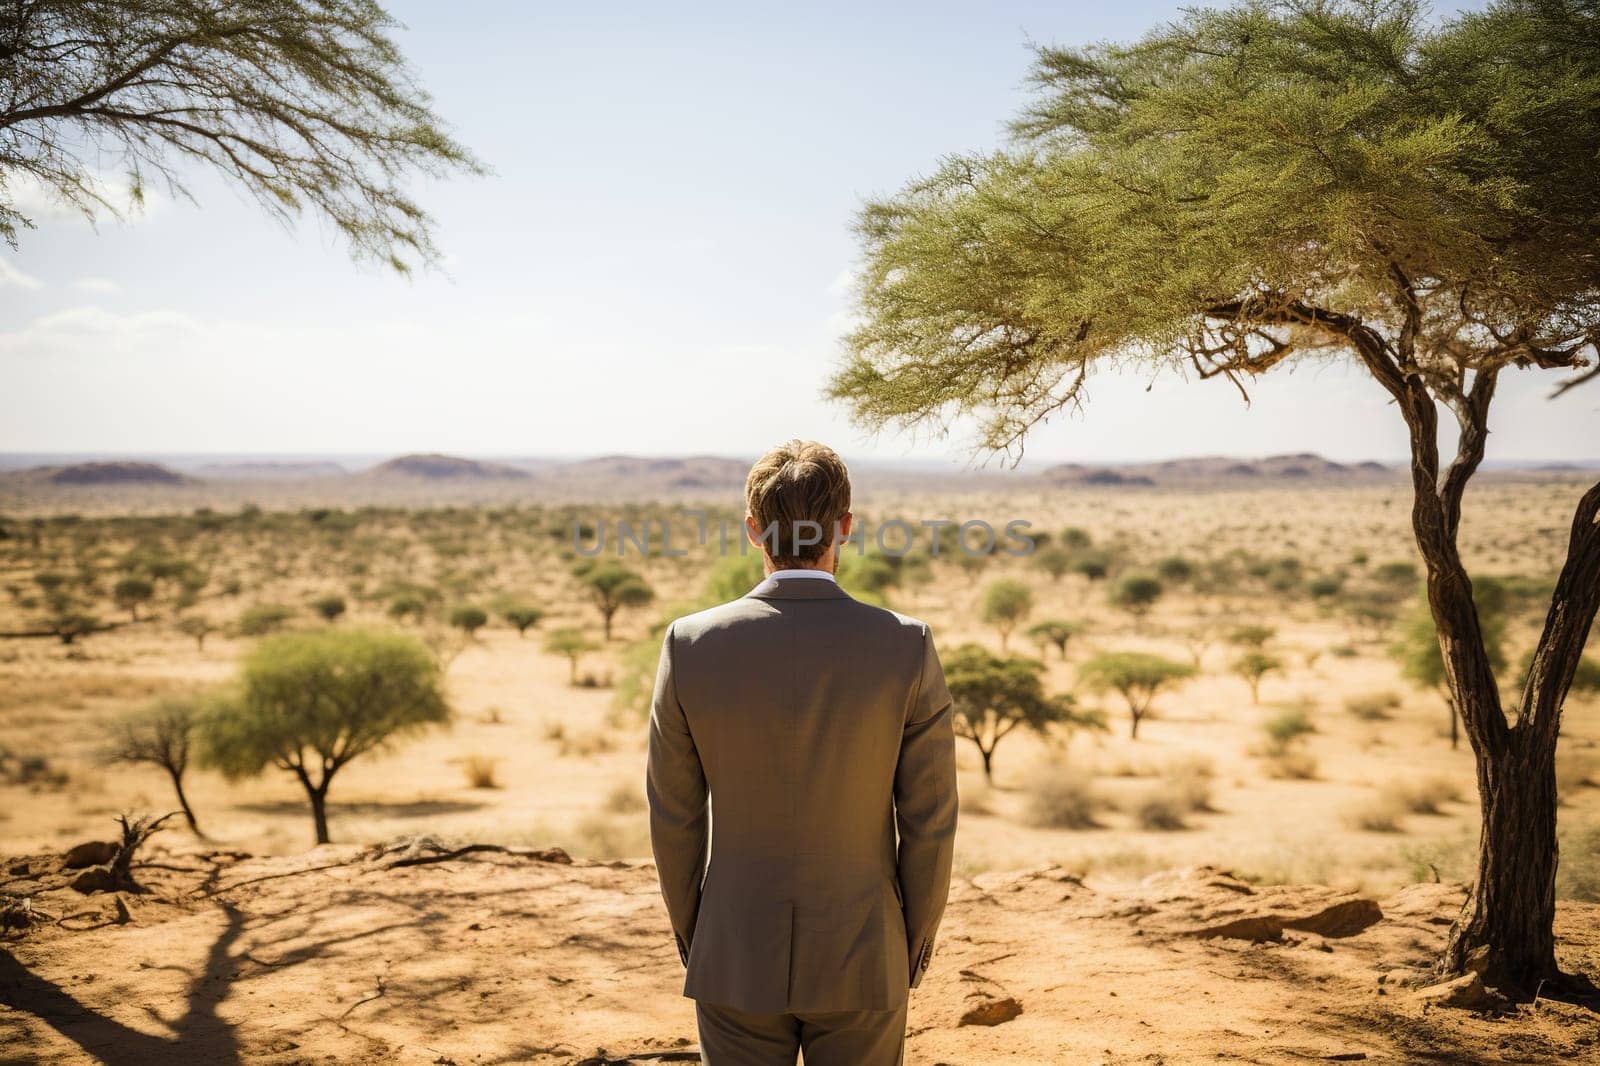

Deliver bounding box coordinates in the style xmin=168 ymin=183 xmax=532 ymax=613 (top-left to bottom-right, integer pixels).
xmin=7 ymin=172 xmax=164 ymax=226
xmin=0 ymin=259 xmax=41 ymax=289
xmin=0 ymin=306 xmax=202 ymax=358
xmin=72 ymin=277 xmax=121 ymax=294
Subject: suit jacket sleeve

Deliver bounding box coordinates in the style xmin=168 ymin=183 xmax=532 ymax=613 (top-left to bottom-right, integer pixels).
xmin=895 ymin=625 xmax=957 ymax=989
xmin=646 ymin=621 xmax=709 ymax=966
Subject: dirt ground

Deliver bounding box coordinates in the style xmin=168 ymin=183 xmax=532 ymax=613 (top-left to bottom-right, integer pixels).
xmin=2 ymin=846 xmax=1598 ymax=1065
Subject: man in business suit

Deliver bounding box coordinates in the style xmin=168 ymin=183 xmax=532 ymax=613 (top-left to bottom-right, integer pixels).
xmin=647 ymin=440 xmax=958 ymax=1065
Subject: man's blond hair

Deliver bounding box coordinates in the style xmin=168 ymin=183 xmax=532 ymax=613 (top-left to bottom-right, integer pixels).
xmin=744 ymin=440 xmax=852 ymax=567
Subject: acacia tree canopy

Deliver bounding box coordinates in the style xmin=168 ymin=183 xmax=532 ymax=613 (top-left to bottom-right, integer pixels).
xmin=0 ymin=0 xmax=484 ymax=270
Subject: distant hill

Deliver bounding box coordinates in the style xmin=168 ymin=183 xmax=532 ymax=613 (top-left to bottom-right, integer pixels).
xmin=191 ymin=461 xmax=347 ymax=480
xmin=26 ymin=461 xmax=191 ymax=486
xmin=1042 ymin=453 xmax=1395 ymax=487
xmin=548 ymin=455 xmax=751 ymax=490
xmin=364 ymin=453 xmax=531 ymax=480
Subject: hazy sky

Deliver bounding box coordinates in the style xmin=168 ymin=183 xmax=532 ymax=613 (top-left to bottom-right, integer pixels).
xmin=2 ymin=0 xmax=1592 ymax=466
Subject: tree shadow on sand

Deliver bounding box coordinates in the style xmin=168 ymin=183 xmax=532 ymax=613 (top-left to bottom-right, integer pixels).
xmin=0 ymin=901 xmax=245 ymax=1066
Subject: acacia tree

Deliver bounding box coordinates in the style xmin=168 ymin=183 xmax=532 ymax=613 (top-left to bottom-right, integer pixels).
xmin=573 ymin=561 xmax=654 ymax=640
xmin=828 ymin=0 xmax=1600 ymax=994
xmin=943 ymin=644 xmax=1086 ymax=782
xmin=202 ymin=628 xmax=449 ymax=844
xmin=0 ymin=0 xmax=482 ymax=268
xmin=1077 ymin=652 xmax=1195 ymax=740
xmin=980 ymin=579 xmax=1033 ymax=651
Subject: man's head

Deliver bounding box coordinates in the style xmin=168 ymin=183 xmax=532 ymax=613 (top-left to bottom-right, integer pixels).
xmin=743 ymin=440 xmax=853 ymax=572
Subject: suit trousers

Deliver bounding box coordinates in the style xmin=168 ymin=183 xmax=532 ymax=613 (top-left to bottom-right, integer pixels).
xmin=695 ymin=1000 xmax=907 ymax=1065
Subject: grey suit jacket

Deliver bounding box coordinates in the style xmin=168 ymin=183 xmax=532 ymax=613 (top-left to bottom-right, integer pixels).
xmin=647 ymin=574 xmax=957 ymax=1014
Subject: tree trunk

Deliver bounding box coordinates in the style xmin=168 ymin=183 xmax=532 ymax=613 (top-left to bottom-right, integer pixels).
xmin=979 ymin=746 xmax=994 ymax=783
xmin=308 ymin=787 xmax=331 ymax=845
xmin=1129 ymin=705 xmax=1142 ymax=740
xmin=602 ymin=609 xmax=614 ymax=641
xmin=1446 ymin=692 xmax=1460 ymax=750
xmin=1442 ymin=729 xmax=1560 ymax=991
xmin=167 ymin=767 xmax=201 ymax=835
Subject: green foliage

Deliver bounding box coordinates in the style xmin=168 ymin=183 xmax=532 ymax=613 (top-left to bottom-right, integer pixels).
xmin=1232 ymin=651 xmax=1284 ymax=703
xmin=572 ymin=561 xmax=654 ymax=639
xmin=237 ymin=603 xmax=297 ymax=637
xmin=1154 ymin=556 xmax=1195 ymax=583
xmin=980 ymin=579 xmax=1033 ymax=650
xmin=1393 ymin=578 xmax=1508 ymax=691
xmin=1263 ymin=706 xmax=1316 ymax=754
xmin=1033 ymin=547 xmax=1074 ymax=582
xmin=544 ymin=627 xmax=599 ymax=684
xmin=943 ymin=644 xmax=1085 ymax=781
xmin=829 ymin=0 xmax=1600 ymax=452
xmin=449 ymin=605 xmax=489 ymax=635
xmin=705 ymin=553 xmax=766 ymax=602
xmin=201 ymin=629 xmax=448 ymax=842
xmin=0 ymin=0 xmax=484 ymax=268
xmin=310 ymin=595 xmax=347 ymax=623
xmin=1026 ymin=619 xmax=1083 ymax=660
xmin=1078 ymin=651 xmax=1196 ymax=739
xmin=501 ymin=604 xmax=545 ymax=636
xmin=1109 ymin=573 xmax=1163 ymax=619
xmin=113 ymin=576 xmax=154 ymax=619
xmin=1227 ymin=624 xmax=1276 ymax=649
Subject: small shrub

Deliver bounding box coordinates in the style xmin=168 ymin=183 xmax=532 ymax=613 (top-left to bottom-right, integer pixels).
xmin=1264 ymin=750 xmax=1319 ymax=780
xmin=604 ymin=781 xmax=645 ymax=814
xmin=1557 ymin=751 xmax=1598 ymax=801
xmin=1163 ymin=757 xmax=1216 ymax=812
xmin=1262 ymin=706 xmax=1315 ymax=752
xmin=1386 ymin=776 xmax=1462 ymax=815
xmin=1022 ymin=766 xmax=1104 ymax=829
xmin=1134 ymin=787 xmax=1189 ymax=830
xmin=556 ymin=727 xmax=616 ymax=758
xmin=461 ymin=754 xmax=500 ymax=789
xmin=1346 ymin=691 xmax=1400 ymax=721
xmin=1347 ymin=793 xmax=1408 ymax=833
xmin=1556 ymin=821 xmax=1600 ymax=902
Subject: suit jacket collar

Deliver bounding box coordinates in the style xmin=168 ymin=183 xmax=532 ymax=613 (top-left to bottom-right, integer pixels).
xmin=748 ymin=574 xmax=852 ymax=601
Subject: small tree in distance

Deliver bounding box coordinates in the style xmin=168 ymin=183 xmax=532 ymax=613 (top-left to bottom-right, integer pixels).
xmin=545 ymin=627 xmax=599 ymax=685
xmin=980 ymin=580 xmax=1033 ymax=652
xmin=1232 ymin=651 xmax=1284 ymax=705
xmin=311 ymin=595 xmax=347 ymax=623
xmin=573 ymin=562 xmax=654 ymax=640
xmin=1110 ymin=573 xmax=1163 ymax=626
xmin=1026 ymin=619 xmax=1083 ymax=661
xmin=102 ymin=694 xmax=211 ymax=834
xmin=114 ymin=577 xmax=154 ymax=621
xmin=202 ymin=629 xmax=449 ymax=845
xmin=502 ymin=605 xmax=545 ymax=637
xmin=449 ymin=605 xmax=489 ymax=638
xmin=944 ymin=644 xmax=1087 ymax=783
xmin=1078 ymin=652 xmax=1196 ymax=740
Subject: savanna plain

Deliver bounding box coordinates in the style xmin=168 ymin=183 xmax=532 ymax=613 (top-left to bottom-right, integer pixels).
xmin=2 ymin=466 xmax=1598 ymax=1064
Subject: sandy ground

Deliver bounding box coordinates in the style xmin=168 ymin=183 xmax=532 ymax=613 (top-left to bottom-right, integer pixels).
xmin=2 ymin=845 xmax=1598 ymax=1065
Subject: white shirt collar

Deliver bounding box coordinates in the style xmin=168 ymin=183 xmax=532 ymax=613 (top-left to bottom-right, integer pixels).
xmin=767 ymin=568 xmax=837 ymax=582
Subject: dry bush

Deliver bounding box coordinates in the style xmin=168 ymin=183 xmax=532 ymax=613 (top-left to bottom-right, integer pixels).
xmin=1345 ymin=691 xmax=1401 ymax=721
xmin=1346 ymin=792 xmax=1408 ymax=833
xmin=1133 ymin=788 xmax=1189 ymax=831
xmin=1557 ymin=821 xmax=1600 ymax=902
xmin=570 ymin=811 xmax=649 ymax=859
xmin=1021 ymin=765 xmax=1105 ymax=829
xmin=1384 ymin=776 xmax=1463 ymax=815
xmin=1264 ymin=749 xmax=1320 ymax=780
xmin=556 ymin=727 xmax=615 ymax=759
xmin=1162 ymin=756 xmax=1216 ymax=812
xmin=604 ymin=780 xmax=645 ymax=814
xmin=461 ymin=754 xmax=500 ymax=789
xmin=960 ymin=784 xmax=995 ymax=816
xmin=1558 ymin=751 xmax=1598 ymax=802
